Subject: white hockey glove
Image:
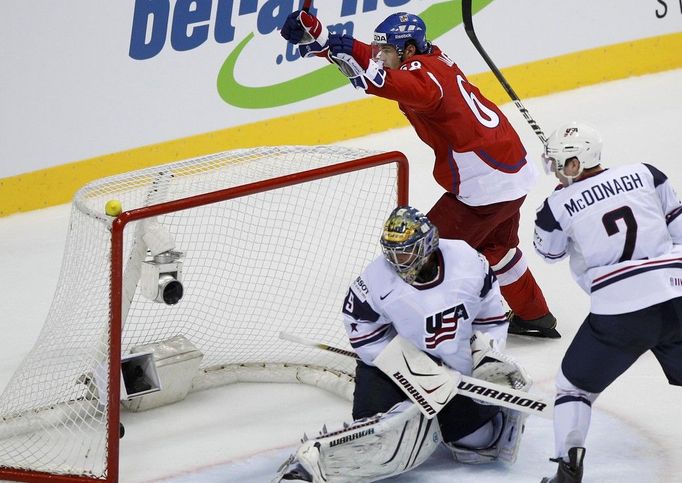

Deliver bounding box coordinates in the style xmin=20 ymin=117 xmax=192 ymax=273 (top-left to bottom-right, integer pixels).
xmin=470 ymin=331 xmax=532 ymax=393
xmin=329 ymin=54 xmax=386 ymax=90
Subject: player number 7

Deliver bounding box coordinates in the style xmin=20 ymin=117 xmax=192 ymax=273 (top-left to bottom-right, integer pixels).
xmin=602 ymin=206 xmax=638 ymax=262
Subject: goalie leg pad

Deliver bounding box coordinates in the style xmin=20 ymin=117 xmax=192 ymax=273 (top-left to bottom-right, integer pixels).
xmin=288 ymin=401 xmax=442 ymax=483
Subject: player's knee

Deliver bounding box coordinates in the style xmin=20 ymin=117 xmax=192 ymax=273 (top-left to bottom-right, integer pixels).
xmin=489 ymin=248 xmax=528 ymax=286
xmin=555 ymin=368 xmax=600 ymax=403
xmin=483 ymin=246 xmax=510 ymax=267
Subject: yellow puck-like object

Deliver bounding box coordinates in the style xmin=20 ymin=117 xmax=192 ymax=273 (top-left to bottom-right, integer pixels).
xmin=105 ymin=199 xmax=123 ymax=217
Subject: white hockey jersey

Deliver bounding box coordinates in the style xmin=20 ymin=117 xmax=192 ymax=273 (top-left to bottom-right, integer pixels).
xmin=534 ymin=163 xmax=682 ymax=314
xmin=341 ymin=239 xmax=508 ymax=375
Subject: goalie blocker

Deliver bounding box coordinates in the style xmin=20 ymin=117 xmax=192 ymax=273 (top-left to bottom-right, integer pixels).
xmin=279 ymin=332 xmax=551 ymax=419
xmin=374 ymin=335 xmax=551 ymax=419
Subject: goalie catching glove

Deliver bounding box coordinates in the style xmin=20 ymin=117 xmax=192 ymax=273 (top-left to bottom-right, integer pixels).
xmin=469 ymin=330 xmax=532 ymax=393
xmin=280 ymin=10 xmax=329 ymax=58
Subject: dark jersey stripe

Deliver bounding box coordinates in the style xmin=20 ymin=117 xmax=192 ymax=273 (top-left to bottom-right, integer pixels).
xmin=643 ymin=163 xmax=667 ymax=187
xmin=535 ymin=199 xmax=562 ymax=232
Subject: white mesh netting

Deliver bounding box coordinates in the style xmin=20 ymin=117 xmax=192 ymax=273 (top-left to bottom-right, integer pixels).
xmin=0 ymin=145 xmax=404 ymax=480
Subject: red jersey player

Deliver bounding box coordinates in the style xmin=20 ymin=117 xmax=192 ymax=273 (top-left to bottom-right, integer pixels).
xmin=281 ymin=11 xmax=558 ymax=338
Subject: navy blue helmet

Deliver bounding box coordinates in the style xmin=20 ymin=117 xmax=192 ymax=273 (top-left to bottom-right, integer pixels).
xmin=373 ymin=12 xmax=429 ymax=55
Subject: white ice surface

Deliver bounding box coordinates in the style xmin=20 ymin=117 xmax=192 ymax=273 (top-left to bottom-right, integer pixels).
xmin=0 ymin=69 xmax=681 ymax=482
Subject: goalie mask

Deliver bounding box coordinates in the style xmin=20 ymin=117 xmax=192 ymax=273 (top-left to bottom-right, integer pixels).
xmin=380 ymin=206 xmax=439 ymax=284
xmin=544 ymin=122 xmax=603 ymax=180
xmin=372 ymin=12 xmax=429 ymax=61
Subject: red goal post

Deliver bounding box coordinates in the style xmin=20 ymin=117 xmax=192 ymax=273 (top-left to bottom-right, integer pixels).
xmin=0 ymin=146 xmax=408 ymax=482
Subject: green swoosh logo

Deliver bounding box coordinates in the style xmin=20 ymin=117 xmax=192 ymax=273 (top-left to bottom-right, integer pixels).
xmin=217 ymin=0 xmax=495 ymax=109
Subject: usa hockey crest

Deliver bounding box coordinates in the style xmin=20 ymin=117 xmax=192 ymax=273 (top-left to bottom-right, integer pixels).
xmin=424 ymin=303 xmax=468 ymax=349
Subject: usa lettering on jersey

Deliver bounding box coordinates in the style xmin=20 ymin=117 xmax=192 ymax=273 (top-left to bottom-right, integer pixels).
xmin=424 ymin=303 xmax=469 ymax=349
xmin=342 ymin=239 xmax=508 ymax=371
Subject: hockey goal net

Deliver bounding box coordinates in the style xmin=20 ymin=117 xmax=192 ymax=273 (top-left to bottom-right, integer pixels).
xmin=0 ymin=146 xmax=408 ymax=482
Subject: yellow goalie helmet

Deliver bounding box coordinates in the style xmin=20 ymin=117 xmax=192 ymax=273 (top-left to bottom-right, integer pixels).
xmin=380 ymin=206 xmax=439 ymax=284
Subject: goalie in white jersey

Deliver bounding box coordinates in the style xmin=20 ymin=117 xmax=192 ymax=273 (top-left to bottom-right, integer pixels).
xmin=535 ymin=122 xmax=682 ymax=483
xmin=276 ymin=206 xmax=532 ymax=482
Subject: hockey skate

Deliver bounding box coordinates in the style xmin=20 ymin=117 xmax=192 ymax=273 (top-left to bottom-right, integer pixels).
xmin=541 ymin=447 xmax=585 ymax=483
xmin=507 ymin=311 xmax=561 ymax=338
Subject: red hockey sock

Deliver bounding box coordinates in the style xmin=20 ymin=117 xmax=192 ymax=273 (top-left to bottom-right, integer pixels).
xmin=499 ymin=269 xmax=550 ymax=321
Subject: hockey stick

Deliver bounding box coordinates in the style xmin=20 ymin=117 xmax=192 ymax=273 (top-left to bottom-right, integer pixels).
xmin=280 ymin=332 xmax=553 ymax=419
xmin=280 ymin=331 xmax=358 ymax=359
xmin=461 ymin=0 xmax=546 ymax=144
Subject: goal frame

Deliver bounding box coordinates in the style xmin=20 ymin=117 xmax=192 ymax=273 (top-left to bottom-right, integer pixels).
xmin=0 ymin=151 xmax=408 ymax=483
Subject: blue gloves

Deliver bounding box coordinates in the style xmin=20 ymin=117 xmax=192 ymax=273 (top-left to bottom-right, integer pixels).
xmin=328 ymin=34 xmax=385 ymax=90
xmin=280 ymin=10 xmax=329 ymax=58
xmin=328 ymin=34 xmax=355 ymax=57
xmin=281 ymin=11 xmax=306 ymax=44
xmin=330 ymin=54 xmax=386 ymax=90
xmin=281 ymin=13 xmax=385 ymax=90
